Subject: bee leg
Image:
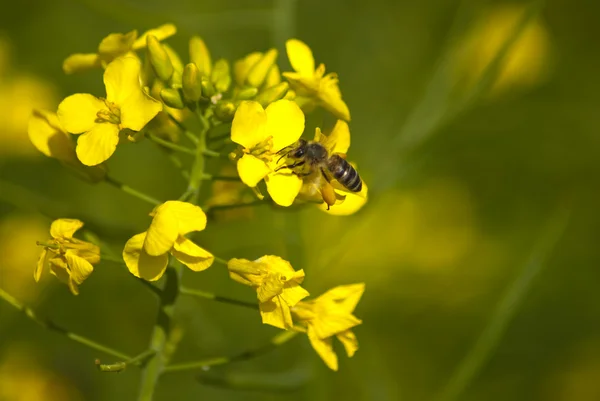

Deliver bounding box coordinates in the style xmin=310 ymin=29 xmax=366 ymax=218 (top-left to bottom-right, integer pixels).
xmin=320 ymin=168 xmax=331 ymax=183
xmin=275 ymin=160 xmax=305 ymax=172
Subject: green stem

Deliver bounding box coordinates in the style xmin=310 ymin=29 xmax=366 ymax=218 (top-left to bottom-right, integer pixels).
xmin=147 ymin=133 xmax=196 ymax=155
xmin=187 ymin=110 xmax=210 ymax=205
xmin=180 ymin=287 xmax=258 ymax=310
xmin=96 ymin=349 xmax=156 ymax=372
xmin=137 ymin=265 xmax=183 ymax=401
xmin=104 ymin=176 xmax=162 ymax=206
xmin=163 ymin=331 xmax=298 ymax=374
xmin=204 ymin=199 xmax=267 ymax=213
xmin=213 ymin=256 xmax=229 ymax=266
xmin=0 ymin=287 xmax=130 ymax=360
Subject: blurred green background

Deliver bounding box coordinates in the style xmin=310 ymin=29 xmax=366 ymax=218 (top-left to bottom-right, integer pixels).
xmin=1 ymin=0 xmax=599 ymax=400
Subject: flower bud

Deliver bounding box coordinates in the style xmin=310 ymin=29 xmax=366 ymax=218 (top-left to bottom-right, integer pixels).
xmin=214 ymin=101 xmax=236 ymax=122
xmin=211 ymin=59 xmax=231 ymax=93
xmin=200 ymin=76 xmax=215 ymax=98
xmin=147 ymin=35 xmax=173 ymax=82
xmin=189 ymin=36 xmax=212 ymax=76
xmin=236 ymin=87 xmax=258 ymax=100
xmin=246 ymin=48 xmax=278 ymax=88
xmin=160 ymin=88 xmax=185 ymax=109
xmin=182 ymin=63 xmax=203 ymax=102
xmin=164 ymin=44 xmax=183 ymax=88
xmin=255 ymin=82 xmax=289 ymax=107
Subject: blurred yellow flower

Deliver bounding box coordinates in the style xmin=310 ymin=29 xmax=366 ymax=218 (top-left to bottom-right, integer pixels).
xmin=36 ymin=219 xmax=100 ymax=295
xmin=233 ymin=49 xmax=280 ymax=90
xmin=455 ymin=4 xmax=551 ymax=95
xmin=62 ymin=23 xmax=177 ymax=74
xmin=0 ymin=214 xmax=49 ymax=302
xmin=295 ymin=120 xmax=368 ymax=214
xmin=28 ymin=109 xmax=107 ymax=182
xmin=123 ymin=201 xmax=214 ymax=281
xmin=57 ymin=56 xmax=161 ymax=166
xmin=283 ymin=39 xmax=350 ymax=121
xmin=228 ymin=255 xmax=309 ymax=329
xmin=292 ymin=283 xmax=364 ymax=371
xmin=0 ymin=346 xmax=82 ymax=401
xmin=230 ymin=99 xmax=305 ymax=206
xmin=0 ymin=36 xmax=58 ymax=157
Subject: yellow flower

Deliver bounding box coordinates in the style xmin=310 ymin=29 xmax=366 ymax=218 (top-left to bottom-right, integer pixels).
xmin=283 ymin=39 xmax=350 ymax=121
xmin=28 ymin=109 xmax=106 ymax=182
xmin=230 ymin=99 xmax=305 ymax=206
xmin=35 ymin=219 xmax=100 ymax=295
xmin=295 ymin=120 xmax=368 ymax=215
xmin=62 ymin=23 xmax=176 ymax=74
xmin=292 ymin=283 xmax=364 ymax=371
xmin=227 ymin=256 xmax=309 ymax=329
xmin=123 ymin=201 xmax=214 ymax=281
xmin=233 ymin=50 xmax=280 ymax=90
xmin=57 ymin=56 xmax=162 ymax=166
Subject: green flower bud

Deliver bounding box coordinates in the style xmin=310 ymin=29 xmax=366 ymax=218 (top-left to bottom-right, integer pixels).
xmin=211 ymin=59 xmax=231 ymax=93
xmin=201 ymin=76 xmax=216 ymax=98
xmin=214 ymin=101 xmax=236 ymax=122
xmin=237 ymin=86 xmax=259 ymax=100
xmin=160 ymin=88 xmax=185 ymax=109
xmin=147 ymin=35 xmax=174 ymax=82
xmin=246 ymin=48 xmax=278 ymax=88
xmin=182 ymin=63 xmax=203 ymax=102
xmin=164 ymin=44 xmax=184 ymax=88
xmin=255 ymin=82 xmax=289 ymax=107
xmin=189 ymin=36 xmax=212 ymax=76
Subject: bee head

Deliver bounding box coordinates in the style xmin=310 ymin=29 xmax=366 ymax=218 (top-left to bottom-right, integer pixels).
xmin=290 ymin=139 xmax=307 ymax=158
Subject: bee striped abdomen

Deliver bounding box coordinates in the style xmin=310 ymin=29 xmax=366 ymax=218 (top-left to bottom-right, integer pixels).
xmin=327 ymin=155 xmax=362 ymax=192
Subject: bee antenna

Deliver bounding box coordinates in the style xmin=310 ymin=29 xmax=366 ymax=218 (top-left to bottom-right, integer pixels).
xmin=277 ymin=153 xmax=288 ymax=164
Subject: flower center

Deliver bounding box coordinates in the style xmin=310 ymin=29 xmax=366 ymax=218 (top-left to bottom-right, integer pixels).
xmin=96 ymin=99 xmax=121 ymax=124
xmin=247 ymin=136 xmax=274 ymax=160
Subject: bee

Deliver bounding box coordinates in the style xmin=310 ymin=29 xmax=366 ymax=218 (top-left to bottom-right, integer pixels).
xmin=276 ymin=139 xmax=363 ymax=194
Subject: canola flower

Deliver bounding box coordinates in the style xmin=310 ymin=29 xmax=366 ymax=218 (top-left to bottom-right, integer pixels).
xmin=35 ymin=219 xmax=100 ymax=295
xmin=0 ymin=23 xmax=370 ymax=399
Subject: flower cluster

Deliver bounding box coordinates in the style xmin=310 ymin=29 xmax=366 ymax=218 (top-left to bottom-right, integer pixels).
xmin=27 ymin=24 xmax=367 ymax=373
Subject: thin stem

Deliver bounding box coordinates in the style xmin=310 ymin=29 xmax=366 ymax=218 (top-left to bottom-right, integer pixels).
xmin=213 ymin=256 xmax=229 ymax=266
xmin=147 ymin=133 xmax=196 ymax=155
xmin=96 ymin=349 xmax=156 ymax=372
xmin=187 ymin=109 xmax=210 ymax=205
xmin=204 ymin=199 xmax=267 ymax=213
xmin=104 ymin=176 xmax=162 ymax=206
xmin=163 ymin=331 xmax=298 ymax=374
xmin=180 ymin=287 xmax=258 ymax=310
xmin=0 ymin=287 xmax=130 ymax=360
xmin=137 ymin=265 xmax=183 ymax=401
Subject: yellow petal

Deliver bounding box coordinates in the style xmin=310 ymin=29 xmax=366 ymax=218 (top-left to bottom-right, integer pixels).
xmin=104 ymin=57 xmax=162 ymax=131
xmin=144 ymin=211 xmax=178 ymax=257
xmin=75 ymin=123 xmax=120 ymax=166
xmin=318 ymin=90 xmax=351 ymax=121
xmin=123 ymin=232 xmax=169 ymax=281
xmin=259 ymin=295 xmax=293 ymax=329
xmin=337 ymin=330 xmax=359 ymax=357
xmin=64 ymin=251 xmax=94 ymax=287
xmin=133 ymin=23 xmax=177 ymax=50
xmin=255 ymin=255 xmax=295 ymax=276
xmin=319 ymin=181 xmax=368 ymax=216
xmin=171 ymin=237 xmax=214 ymax=272
xmin=57 ymin=94 xmax=105 ymax=134
xmin=321 ymin=120 xmax=350 ymax=154
xmin=265 ymin=172 xmax=302 ymax=207
xmin=307 ymin=327 xmax=338 ymax=371
xmin=257 ymin=273 xmax=285 ymax=303
xmin=227 ymin=258 xmax=259 ymax=286
xmin=34 ymin=249 xmax=48 ymax=282
xmin=319 ymin=283 xmax=365 ymax=313
xmin=286 ymin=39 xmax=315 ymax=76
xmin=237 ymin=155 xmax=270 ymax=187
xmin=98 ymin=30 xmax=137 ymax=59
xmin=62 ymin=53 xmax=101 ymax=74
xmin=281 ymin=281 xmax=310 ymax=306
xmin=265 ymin=99 xmax=305 ymax=151
xmin=50 ymin=218 xmax=83 ymax=239
xmin=152 ymin=201 xmax=207 ymax=235
xmin=70 ymin=240 xmax=101 ymax=265
xmin=28 ymin=110 xmax=76 ymax=162
xmin=231 ymin=101 xmax=268 ymax=149
xmin=48 ymin=257 xmax=74 ymax=293
xmin=311 ymin=312 xmax=362 ymax=340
